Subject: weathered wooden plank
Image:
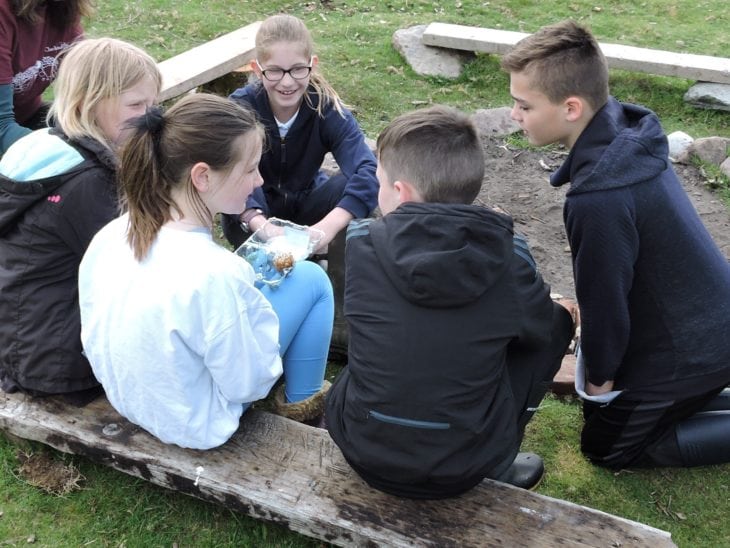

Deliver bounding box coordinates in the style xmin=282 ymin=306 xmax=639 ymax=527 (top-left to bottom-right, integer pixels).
xmin=158 ymin=21 xmax=261 ymax=102
xmin=422 ymin=23 xmax=730 ymax=84
xmin=0 ymin=391 xmax=675 ymax=547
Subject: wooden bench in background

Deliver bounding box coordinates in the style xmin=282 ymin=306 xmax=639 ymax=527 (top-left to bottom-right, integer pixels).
xmin=157 ymin=21 xmax=261 ymax=102
xmin=422 ymin=23 xmax=730 ymax=85
xmin=0 ymin=391 xmax=675 ymax=547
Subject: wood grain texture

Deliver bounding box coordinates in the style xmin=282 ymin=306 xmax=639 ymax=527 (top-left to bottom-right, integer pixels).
xmin=157 ymin=21 xmax=261 ymax=101
xmin=0 ymin=391 xmax=675 ymax=547
xmin=422 ymin=23 xmax=730 ymax=84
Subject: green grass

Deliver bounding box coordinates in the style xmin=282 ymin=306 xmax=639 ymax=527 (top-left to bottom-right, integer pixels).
xmin=4 ymin=1 xmax=730 ymax=546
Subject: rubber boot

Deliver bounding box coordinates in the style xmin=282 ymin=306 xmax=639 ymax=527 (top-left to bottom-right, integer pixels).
xmin=496 ymin=452 xmax=545 ymax=490
xmin=674 ymin=411 xmax=730 ymax=467
xmin=272 ymin=380 xmax=332 ymax=426
xmin=698 ymin=388 xmax=730 ymax=412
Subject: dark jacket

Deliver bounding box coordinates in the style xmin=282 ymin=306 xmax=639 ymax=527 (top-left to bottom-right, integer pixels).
xmin=0 ymin=127 xmax=117 ymax=394
xmin=229 ymin=82 xmax=377 ymax=219
xmin=551 ymin=97 xmax=730 ymax=394
xmin=326 ymin=203 xmax=555 ymax=498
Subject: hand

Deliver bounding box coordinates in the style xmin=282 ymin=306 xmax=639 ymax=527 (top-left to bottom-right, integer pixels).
xmin=310 ymin=207 xmax=353 ymax=252
xmin=245 ymin=213 xmax=267 ymax=233
xmin=586 ymin=379 xmax=615 ymax=396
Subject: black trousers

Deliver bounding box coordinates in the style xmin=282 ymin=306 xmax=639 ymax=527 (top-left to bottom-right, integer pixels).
xmin=506 ymin=302 xmax=575 ymax=440
xmin=581 ymin=384 xmax=727 ymax=469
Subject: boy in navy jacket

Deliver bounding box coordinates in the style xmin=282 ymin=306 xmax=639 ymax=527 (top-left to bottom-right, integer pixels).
xmin=501 ymin=20 xmax=730 ymax=468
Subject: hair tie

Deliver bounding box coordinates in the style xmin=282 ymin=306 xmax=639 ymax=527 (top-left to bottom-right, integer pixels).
xmin=143 ymin=106 xmax=165 ymax=138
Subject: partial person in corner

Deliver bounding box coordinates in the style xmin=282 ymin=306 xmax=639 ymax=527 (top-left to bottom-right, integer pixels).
xmin=501 ymin=19 xmax=730 ymax=469
xmin=0 ymin=0 xmax=94 ymax=154
xmin=326 ymin=105 xmax=576 ymax=498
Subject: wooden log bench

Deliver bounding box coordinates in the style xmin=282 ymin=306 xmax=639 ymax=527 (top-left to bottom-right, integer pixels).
xmin=157 ymin=21 xmax=261 ymax=102
xmin=421 ymin=23 xmax=730 ymax=85
xmin=0 ymin=391 xmax=675 ymax=547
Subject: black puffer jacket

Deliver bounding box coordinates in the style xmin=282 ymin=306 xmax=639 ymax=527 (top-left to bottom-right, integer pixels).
xmin=0 ymin=127 xmax=117 ymax=394
xmin=326 ymin=202 xmax=554 ymax=498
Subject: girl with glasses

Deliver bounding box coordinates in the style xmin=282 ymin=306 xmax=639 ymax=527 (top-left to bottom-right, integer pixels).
xmin=223 ymin=14 xmax=378 ymax=255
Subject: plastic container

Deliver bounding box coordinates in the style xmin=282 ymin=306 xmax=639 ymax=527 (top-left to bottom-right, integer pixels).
xmin=235 ymin=218 xmax=324 ymax=287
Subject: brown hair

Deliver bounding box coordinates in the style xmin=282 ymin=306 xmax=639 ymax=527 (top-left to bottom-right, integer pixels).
xmin=255 ymin=14 xmax=345 ymax=117
xmin=500 ymin=20 xmax=609 ymax=112
xmin=120 ymin=94 xmax=263 ymax=261
xmin=49 ymin=37 xmax=161 ymax=150
xmin=376 ymin=105 xmax=484 ymax=204
xmin=12 ymin=0 xmax=94 ymax=29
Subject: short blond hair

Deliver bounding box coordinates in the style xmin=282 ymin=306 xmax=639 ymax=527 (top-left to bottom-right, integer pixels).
xmin=49 ymin=37 xmax=162 ymax=149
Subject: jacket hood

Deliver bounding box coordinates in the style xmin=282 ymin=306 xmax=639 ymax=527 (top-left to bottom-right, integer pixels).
xmin=550 ymin=97 xmax=670 ymax=195
xmin=369 ymin=203 xmax=514 ymax=308
xmin=0 ymin=129 xmax=114 ymax=234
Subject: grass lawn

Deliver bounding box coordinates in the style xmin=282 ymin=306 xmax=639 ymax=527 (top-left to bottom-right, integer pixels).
xmin=3 ymin=1 xmax=729 ymax=546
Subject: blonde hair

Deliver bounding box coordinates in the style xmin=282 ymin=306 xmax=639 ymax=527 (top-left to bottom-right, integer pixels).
xmin=12 ymin=0 xmax=95 ymax=28
xmin=120 ymin=94 xmax=264 ymax=261
xmin=255 ymin=14 xmax=345 ymax=117
xmin=48 ymin=37 xmax=162 ymax=150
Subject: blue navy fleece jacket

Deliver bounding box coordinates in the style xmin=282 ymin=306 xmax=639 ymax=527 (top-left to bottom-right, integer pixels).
xmin=550 ymin=97 xmax=730 ymax=394
xmin=229 ymin=82 xmax=377 ymax=220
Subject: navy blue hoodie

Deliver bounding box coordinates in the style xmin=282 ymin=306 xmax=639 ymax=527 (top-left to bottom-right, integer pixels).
xmin=551 ymin=97 xmax=730 ymax=394
xmin=229 ymin=82 xmax=377 ymax=220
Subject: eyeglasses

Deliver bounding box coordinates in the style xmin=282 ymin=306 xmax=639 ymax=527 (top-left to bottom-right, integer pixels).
xmin=256 ymin=59 xmax=313 ymax=82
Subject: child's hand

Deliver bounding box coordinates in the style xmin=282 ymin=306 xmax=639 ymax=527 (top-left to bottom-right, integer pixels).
xmin=586 ymin=379 xmax=615 ymax=396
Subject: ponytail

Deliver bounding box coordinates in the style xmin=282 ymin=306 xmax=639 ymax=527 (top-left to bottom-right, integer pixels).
xmin=119 ymin=94 xmax=263 ymax=262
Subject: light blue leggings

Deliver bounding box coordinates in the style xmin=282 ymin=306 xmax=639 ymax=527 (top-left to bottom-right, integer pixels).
xmin=260 ymin=260 xmax=334 ymax=402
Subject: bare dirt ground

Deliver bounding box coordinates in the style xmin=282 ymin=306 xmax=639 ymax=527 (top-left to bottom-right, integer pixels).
xmin=477 ymin=136 xmax=730 ymax=298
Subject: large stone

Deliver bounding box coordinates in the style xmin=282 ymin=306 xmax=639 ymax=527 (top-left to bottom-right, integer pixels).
xmin=677 ymin=136 xmax=730 ymax=167
xmin=684 ymin=82 xmax=730 ymax=111
xmin=471 ymin=107 xmax=521 ymax=138
xmin=721 ymin=157 xmax=730 ymax=179
xmin=392 ymin=25 xmax=474 ymax=79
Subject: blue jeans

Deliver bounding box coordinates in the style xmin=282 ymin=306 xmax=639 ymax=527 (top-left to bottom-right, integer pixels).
xmin=260 ymin=260 xmax=334 ymax=402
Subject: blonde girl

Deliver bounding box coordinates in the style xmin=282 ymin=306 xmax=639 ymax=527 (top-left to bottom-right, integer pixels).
xmin=79 ymin=94 xmax=334 ymax=449
xmin=222 ymin=14 xmax=378 ymax=253
xmin=0 ymin=37 xmax=160 ymax=402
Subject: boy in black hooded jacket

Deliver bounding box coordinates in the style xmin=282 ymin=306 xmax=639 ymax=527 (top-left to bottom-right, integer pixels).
xmin=325 ymin=105 xmax=576 ymax=498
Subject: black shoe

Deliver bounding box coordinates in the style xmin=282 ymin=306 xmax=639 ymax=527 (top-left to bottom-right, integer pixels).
xmin=498 ymin=452 xmax=544 ymax=490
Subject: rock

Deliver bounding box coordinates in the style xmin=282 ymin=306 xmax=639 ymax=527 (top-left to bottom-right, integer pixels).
xmin=667 ymin=130 xmax=694 ymax=163
xmin=721 ymin=157 xmax=730 ymax=179
xmin=471 ymin=107 xmax=520 ymax=138
xmin=678 ymin=136 xmax=730 ymax=167
xmin=550 ymin=353 xmax=576 ymax=396
xmin=392 ymin=25 xmax=474 ymax=79
xmin=684 ymin=82 xmax=730 ymax=112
